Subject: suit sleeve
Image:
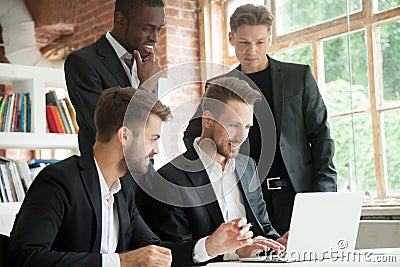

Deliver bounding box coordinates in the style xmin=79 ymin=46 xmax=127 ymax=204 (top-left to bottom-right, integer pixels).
xmin=183 ymin=101 xmax=203 ymax=149
xmin=123 ymin=174 xmax=197 ymax=267
xmin=302 ymin=66 xmax=337 ymax=191
xmin=64 ymin=52 xmax=103 ymax=143
xmin=7 ymin=167 xmax=101 ymax=267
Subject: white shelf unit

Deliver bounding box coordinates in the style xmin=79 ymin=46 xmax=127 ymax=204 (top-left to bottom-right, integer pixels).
xmin=0 ymin=63 xmax=78 ymax=150
xmin=0 ymin=202 xmax=21 ymax=235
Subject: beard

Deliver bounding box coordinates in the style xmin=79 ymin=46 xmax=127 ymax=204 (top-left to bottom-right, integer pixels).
xmin=216 ymin=143 xmax=240 ymax=159
xmin=119 ymin=143 xmax=151 ymax=175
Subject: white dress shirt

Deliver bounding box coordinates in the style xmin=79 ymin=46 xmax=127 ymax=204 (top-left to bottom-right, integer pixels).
xmin=94 ymin=158 xmax=122 ymax=267
xmin=105 ymin=31 xmax=140 ymax=88
xmin=192 ymin=138 xmax=247 ymax=262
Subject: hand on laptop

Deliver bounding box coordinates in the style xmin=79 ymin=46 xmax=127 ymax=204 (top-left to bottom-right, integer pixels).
xmin=277 ymin=231 xmax=289 ymax=246
xmin=236 ymin=236 xmax=285 ymax=258
xmin=205 ymin=217 xmax=254 ymax=257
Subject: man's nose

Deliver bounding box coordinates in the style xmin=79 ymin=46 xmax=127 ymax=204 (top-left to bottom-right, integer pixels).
xmin=149 ymin=30 xmax=160 ymax=42
xmin=248 ymin=43 xmax=256 ymax=54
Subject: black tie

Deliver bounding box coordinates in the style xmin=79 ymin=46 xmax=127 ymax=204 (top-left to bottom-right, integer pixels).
xmin=124 ymin=57 xmax=133 ymax=74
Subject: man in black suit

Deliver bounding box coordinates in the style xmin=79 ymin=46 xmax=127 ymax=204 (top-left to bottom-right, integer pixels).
xmin=65 ymin=0 xmax=164 ymax=153
xmin=7 ymin=87 xmax=254 ymax=267
xmin=183 ymin=4 xmax=337 ymax=235
xmin=145 ymin=77 xmax=287 ymax=262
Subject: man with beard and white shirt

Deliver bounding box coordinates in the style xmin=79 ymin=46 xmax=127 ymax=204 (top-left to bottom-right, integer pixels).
xmin=7 ymin=87 xmax=254 ymax=267
xmin=144 ymin=77 xmax=288 ymax=263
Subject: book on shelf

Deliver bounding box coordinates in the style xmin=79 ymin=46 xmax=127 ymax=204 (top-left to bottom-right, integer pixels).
xmin=0 ymin=92 xmax=31 ymax=133
xmin=46 ymin=106 xmax=64 ymax=133
xmin=63 ymin=97 xmax=79 ymax=133
xmin=3 ymin=93 xmax=15 ymax=132
xmin=0 ymin=157 xmax=59 ymax=203
xmin=0 ymin=93 xmax=8 ymax=131
xmin=45 ymin=91 xmax=71 ymax=134
xmin=60 ymin=98 xmax=77 ymax=134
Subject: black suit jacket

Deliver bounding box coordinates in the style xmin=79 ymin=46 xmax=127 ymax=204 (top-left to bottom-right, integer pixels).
xmin=184 ymin=56 xmax=337 ymax=192
xmin=144 ymin=147 xmax=280 ymax=261
xmin=64 ymin=35 xmax=131 ymax=152
xmin=7 ymin=150 xmax=195 ymax=267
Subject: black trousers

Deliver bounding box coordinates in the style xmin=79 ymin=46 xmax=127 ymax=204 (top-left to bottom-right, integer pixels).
xmin=262 ymin=184 xmax=296 ymax=236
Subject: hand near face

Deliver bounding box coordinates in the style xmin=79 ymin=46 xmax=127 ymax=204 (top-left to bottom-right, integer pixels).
xmin=134 ymin=50 xmax=161 ymax=92
xmin=119 ymin=245 xmax=172 ymax=267
xmin=235 ymin=235 xmax=285 ymax=258
xmin=205 ymin=217 xmax=254 ymax=257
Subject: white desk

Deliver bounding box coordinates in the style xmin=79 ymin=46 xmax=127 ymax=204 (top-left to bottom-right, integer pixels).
xmin=206 ymin=248 xmax=400 ymax=266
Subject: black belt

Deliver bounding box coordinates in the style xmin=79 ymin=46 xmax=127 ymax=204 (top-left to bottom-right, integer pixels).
xmin=265 ymin=176 xmax=292 ymax=190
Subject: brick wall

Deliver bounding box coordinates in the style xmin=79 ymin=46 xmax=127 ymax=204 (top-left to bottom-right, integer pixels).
xmin=71 ymin=0 xmax=114 ymax=50
xmin=71 ymin=0 xmax=203 ymax=160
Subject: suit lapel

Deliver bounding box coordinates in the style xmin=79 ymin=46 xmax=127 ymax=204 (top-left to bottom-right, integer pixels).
xmin=115 ymin=191 xmax=130 ymax=251
xmin=96 ymin=35 xmax=131 ymax=87
xmin=269 ymin=56 xmax=284 ymax=138
xmin=183 ymin=148 xmax=224 ymax=227
xmin=235 ymin=156 xmax=265 ymax=236
xmin=79 ymin=150 xmax=102 ymax=252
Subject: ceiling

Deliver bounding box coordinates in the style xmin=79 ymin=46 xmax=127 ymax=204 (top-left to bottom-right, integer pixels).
xmin=24 ymin=0 xmax=75 ymax=60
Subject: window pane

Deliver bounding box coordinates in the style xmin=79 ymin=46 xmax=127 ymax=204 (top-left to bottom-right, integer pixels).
xmin=276 ymin=0 xmax=361 ymax=35
xmin=323 ymin=30 xmax=369 ymax=115
xmin=272 ymin=45 xmax=313 ymax=69
xmin=330 ymin=115 xmax=375 ymax=194
xmin=383 ymin=109 xmax=400 ymax=195
xmin=380 ymin=21 xmax=400 ymax=104
xmin=378 ymin=0 xmax=400 ymax=12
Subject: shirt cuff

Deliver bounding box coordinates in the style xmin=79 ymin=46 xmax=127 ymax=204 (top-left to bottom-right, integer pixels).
xmin=102 ymin=253 xmax=121 ymax=267
xmin=192 ymin=236 xmax=215 ymax=263
xmin=223 ymin=251 xmax=240 ymax=261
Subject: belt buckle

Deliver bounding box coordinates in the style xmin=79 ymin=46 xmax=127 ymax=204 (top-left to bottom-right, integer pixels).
xmin=267 ymin=177 xmax=281 ymax=190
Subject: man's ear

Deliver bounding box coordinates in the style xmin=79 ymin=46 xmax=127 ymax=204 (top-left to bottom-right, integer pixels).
xmin=115 ymin=11 xmax=127 ymax=28
xmin=117 ymin=126 xmax=129 ymax=145
xmin=228 ymin=32 xmax=234 ymax=45
xmin=202 ymin=110 xmax=214 ymax=129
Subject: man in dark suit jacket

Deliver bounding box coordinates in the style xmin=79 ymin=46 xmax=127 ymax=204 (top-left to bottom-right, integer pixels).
xmin=65 ymin=0 xmax=164 ymax=153
xmin=145 ymin=77 xmax=287 ymax=262
xmin=183 ymin=4 xmax=337 ymax=235
xmin=7 ymin=87 xmax=253 ymax=267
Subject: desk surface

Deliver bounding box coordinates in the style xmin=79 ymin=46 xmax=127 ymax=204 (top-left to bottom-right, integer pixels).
xmin=206 ymin=248 xmax=400 ymax=266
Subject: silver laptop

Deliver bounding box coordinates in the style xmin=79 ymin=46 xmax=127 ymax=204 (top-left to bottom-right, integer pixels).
xmin=240 ymin=192 xmax=364 ymax=262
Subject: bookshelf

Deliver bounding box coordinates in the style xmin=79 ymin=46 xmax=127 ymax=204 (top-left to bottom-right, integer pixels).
xmin=0 ymin=63 xmax=78 ymax=150
xmin=0 ymin=63 xmax=78 ymax=233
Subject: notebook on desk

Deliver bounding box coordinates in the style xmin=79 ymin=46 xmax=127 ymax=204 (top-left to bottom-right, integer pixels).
xmin=240 ymin=192 xmax=364 ymax=262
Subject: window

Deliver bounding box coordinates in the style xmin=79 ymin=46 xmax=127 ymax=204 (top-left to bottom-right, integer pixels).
xmin=275 ymin=0 xmax=362 ymax=35
xmin=203 ymin=0 xmax=400 ymax=204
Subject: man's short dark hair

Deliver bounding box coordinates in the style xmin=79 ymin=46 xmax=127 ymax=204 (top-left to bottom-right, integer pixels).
xmin=94 ymin=87 xmax=170 ymax=142
xmin=230 ymin=4 xmax=274 ymax=34
xmin=115 ymin=0 xmax=165 ymax=18
xmin=202 ymin=77 xmax=261 ymax=118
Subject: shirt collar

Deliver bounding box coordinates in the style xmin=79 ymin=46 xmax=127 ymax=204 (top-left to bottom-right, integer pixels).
xmin=94 ymin=156 xmax=122 ymax=198
xmin=105 ymin=31 xmax=133 ymax=61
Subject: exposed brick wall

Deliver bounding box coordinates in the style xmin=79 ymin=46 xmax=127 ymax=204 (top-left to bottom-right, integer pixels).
xmin=162 ymin=0 xmax=202 ymax=159
xmin=71 ymin=0 xmax=114 ymax=50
